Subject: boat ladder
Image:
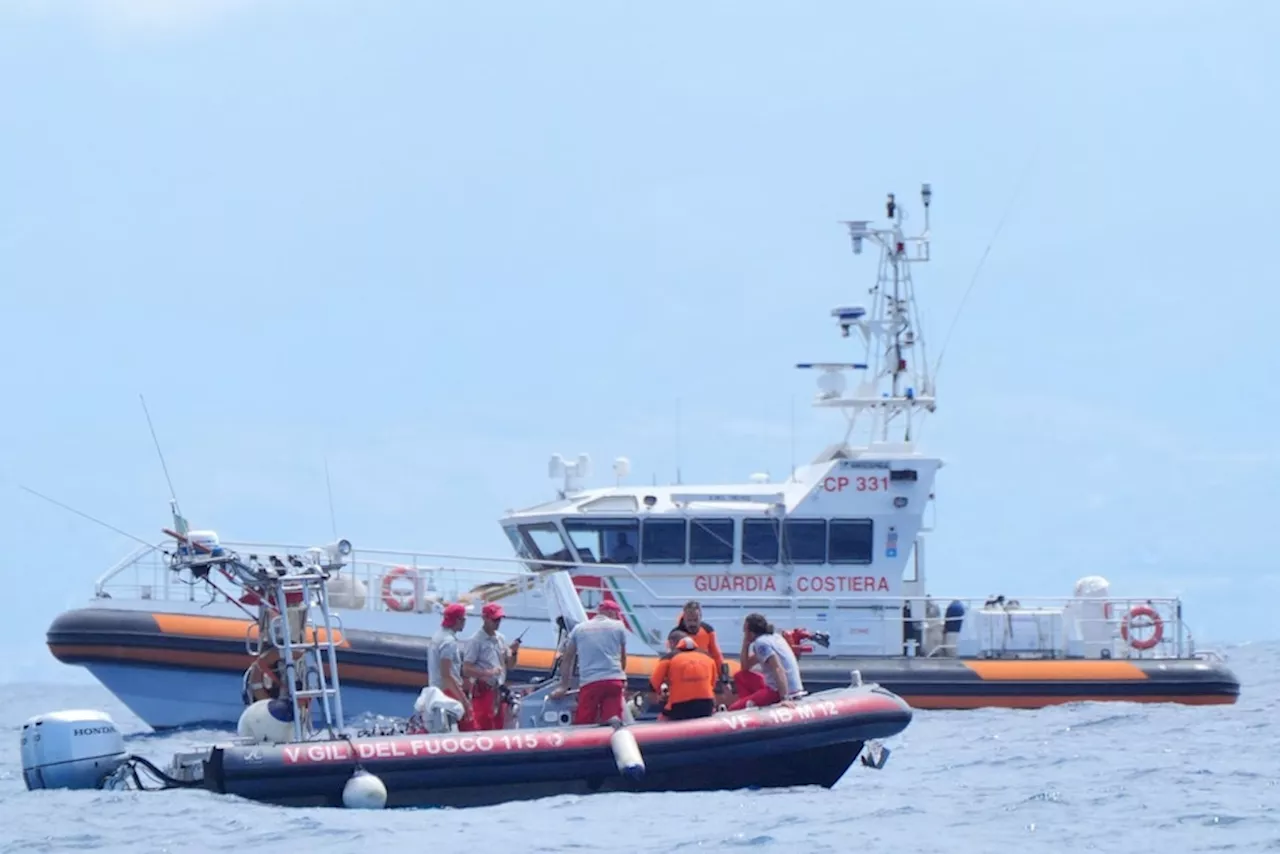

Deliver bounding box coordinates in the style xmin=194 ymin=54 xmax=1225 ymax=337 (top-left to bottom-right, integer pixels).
xmin=263 ymin=569 xmax=347 ymax=741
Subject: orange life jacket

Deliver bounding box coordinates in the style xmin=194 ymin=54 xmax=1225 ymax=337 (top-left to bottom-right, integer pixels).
xmin=673 ymin=619 xmax=724 ymax=673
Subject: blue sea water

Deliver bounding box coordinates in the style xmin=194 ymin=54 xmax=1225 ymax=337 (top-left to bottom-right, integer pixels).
xmin=2 ymin=642 xmax=1276 ymax=854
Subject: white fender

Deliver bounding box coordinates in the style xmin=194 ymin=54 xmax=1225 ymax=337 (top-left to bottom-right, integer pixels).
xmin=610 ymin=727 xmax=645 ymax=780
xmin=342 ymin=768 xmax=387 ymax=809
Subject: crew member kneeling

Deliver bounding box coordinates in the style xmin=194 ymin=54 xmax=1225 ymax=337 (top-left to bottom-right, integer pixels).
xmin=651 ymin=633 xmax=717 ymax=721
xmin=549 ymin=599 xmax=628 ymax=725
xmin=729 ymin=612 xmax=804 ymax=710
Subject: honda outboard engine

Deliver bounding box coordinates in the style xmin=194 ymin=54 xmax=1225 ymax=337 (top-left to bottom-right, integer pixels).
xmin=21 ymin=709 xmax=127 ymax=790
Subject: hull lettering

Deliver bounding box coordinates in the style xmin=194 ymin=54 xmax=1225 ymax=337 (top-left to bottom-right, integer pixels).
xmin=796 ymin=575 xmax=890 ymax=593
xmin=695 ymin=574 xmax=777 ymax=593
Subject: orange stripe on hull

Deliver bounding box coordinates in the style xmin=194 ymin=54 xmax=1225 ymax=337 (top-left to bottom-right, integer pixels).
xmin=961 ymin=660 xmax=1149 ymax=680
xmin=514 ymin=647 xmax=663 ymax=678
xmin=151 ymin=613 xmax=349 ymax=647
xmin=907 ymin=693 xmax=1236 ymax=709
xmin=51 ymin=644 xmax=435 ymax=689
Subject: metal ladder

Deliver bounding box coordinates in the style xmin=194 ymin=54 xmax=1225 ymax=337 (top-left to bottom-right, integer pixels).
xmin=265 ymin=568 xmax=346 ymax=741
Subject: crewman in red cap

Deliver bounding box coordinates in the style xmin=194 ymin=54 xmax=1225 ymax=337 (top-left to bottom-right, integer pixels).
xmin=549 ymin=598 xmax=628 ymax=724
xmin=428 ymin=602 xmax=475 ymax=730
xmin=463 ymin=601 xmax=521 ymax=730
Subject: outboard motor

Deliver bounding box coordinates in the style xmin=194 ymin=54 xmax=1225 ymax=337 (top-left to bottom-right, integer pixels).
xmin=21 ymin=710 xmax=127 ymax=791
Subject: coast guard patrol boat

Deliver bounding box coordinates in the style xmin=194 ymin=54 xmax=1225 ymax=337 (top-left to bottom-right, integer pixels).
xmin=45 ymin=184 xmax=1239 ymax=727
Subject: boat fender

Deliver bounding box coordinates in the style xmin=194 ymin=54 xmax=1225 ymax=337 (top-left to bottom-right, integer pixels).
xmin=342 ymin=768 xmax=387 ymax=809
xmin=609 ymin=726 xmax=645 ymax=780
xmin=237 ymin=699 xmax=295 ymax=744
xmin=20 ymin=709 xmax=127 ymax=791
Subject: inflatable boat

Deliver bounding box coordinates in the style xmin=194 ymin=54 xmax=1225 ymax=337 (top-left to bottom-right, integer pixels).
xmin=22 ymin=537 xmax=912 ymax=809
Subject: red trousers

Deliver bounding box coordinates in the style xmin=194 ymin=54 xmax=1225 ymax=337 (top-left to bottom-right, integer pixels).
xmin=470 ymin=682 xmax=503 ymax=731
xmin=729 ymin=670 xmax=781 ymax=710
xmin=575 ymin=679 xmax=625 ymax=725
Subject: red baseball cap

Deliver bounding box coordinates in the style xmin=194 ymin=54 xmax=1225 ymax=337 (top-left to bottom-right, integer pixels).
xmin=482 ymin=602 xmax=505 ymax=620
xmin=597 ymin=600 xmax=623 ymax=616
xmin=441 ymin=603 xmax=467 ymax=627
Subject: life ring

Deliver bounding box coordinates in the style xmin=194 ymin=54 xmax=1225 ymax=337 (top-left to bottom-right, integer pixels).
xmin=380 ymin=566 xmax=418 ymax=612
xmin=1120 ymin=604 xmax=1164 ymax=651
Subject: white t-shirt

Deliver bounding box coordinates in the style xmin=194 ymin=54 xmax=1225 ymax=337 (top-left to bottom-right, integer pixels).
xmin=568 ymin=616 xmax=627 ymax=685
xmin=752 ymin=633 xmax=803 ymax=695
xmin=427 ymin=628 xmax=462 ymax=690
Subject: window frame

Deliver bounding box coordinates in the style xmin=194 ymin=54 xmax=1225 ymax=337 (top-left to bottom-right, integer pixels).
xmin=827 ymin=518 xmax=875 ymax=565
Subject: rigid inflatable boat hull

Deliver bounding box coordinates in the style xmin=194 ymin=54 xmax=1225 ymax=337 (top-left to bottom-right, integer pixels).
xmin=204 ymin=687 xmax=909 ymax=808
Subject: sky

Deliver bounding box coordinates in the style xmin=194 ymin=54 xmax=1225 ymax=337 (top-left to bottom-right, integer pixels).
xmin=1 ymin=0 xmax=1277 ymax=682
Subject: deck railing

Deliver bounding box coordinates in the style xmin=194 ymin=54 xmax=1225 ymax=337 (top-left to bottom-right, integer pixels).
xmin=92 ymin=543 xmax=1199 ymax=660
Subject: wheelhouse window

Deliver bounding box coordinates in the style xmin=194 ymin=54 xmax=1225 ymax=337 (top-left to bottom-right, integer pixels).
xmin=783 ymin=519 xmax=827 ymax=564
xmin=741 ymin=518 xmax=780 ymax=565
xmin=508 ymin=522 xmax=574 ymax=570
xmin=689 ymin=518 xmax=734 ymax=564
xmin=562 ymin=517 xmax=640 ymax=564
xmin=828 ymin=519 xmax=874 ymax=565
xmin=641 ymin=519 xmax=686 ymax=564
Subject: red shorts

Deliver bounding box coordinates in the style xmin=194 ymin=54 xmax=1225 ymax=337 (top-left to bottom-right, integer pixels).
xmin=575 ymin=679 xmax=625 ymax=725
xmin=470 ymin=682 xmax=502 ymax=731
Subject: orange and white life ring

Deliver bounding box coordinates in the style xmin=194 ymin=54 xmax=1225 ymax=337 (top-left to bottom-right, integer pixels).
xmin=380 ymin=566 xmax=418 ymax=612
xmin=1120 ymin=604 xmax=1164 ymax=651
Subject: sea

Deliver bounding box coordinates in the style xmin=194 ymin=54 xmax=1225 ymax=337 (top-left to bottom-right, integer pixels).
xmin=2 ymin=641 xmax=1276 ymax=854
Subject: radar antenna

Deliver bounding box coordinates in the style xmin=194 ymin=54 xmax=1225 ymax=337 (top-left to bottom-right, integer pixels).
xmin=796 ymin=183 xmax=937 ymax=447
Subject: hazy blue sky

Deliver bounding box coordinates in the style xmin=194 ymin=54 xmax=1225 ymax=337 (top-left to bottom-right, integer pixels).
xmin=2 ymin=0 xmax=1276 ymax=681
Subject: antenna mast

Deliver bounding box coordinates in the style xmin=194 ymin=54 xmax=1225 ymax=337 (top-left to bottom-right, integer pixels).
xmin=797 ymin=183 xmax=937 ymax=448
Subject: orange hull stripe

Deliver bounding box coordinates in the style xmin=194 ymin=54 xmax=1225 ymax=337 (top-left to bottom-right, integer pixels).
xmin=151 ymin=613 xmax=349 ymax=648
xmin=514 ymin=647 xmax=663 ymax=677
xmin=961 ymin=660 xmax=1149 ymax=681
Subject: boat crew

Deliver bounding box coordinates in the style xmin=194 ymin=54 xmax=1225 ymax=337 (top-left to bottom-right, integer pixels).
xmin=548 ymin=599 xmax=628 ymax=725
xmin=463 ymin=601 xmax=521 ymax=730
xmin=428 ymin=602 xmax=475 ymax=731
xmin=649 ymin=632 xmax=717 ymax=721
xmin=673 ymin=600 xmax=725 ymax=675
xmin=728 ymin=612 xmax=804 ymax=710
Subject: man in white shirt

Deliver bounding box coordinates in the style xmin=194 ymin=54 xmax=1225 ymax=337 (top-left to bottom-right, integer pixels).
xmin=728 ymin=612 xmax=804 ymax=710
xmin=549 ymin=599 xmax=628 ymax=724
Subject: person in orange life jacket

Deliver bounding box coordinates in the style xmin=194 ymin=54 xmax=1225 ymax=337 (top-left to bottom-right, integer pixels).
xmin=728 ymin=612 xmax=805 ymax=711
xmin=650 ymin=633 xmax=718 ymax=721
xmin=549 ymin=599 xmax=628 ymax=725
xmin=428 ymin=602 xmax=476 ymax=731
xmin=674 ymin=600 xmax=725 ymax=676
xmin=463 ymin=601 xmax=521 ymax=731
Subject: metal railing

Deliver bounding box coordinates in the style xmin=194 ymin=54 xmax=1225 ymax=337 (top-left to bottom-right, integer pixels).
xmin=92 ymin=539 xmax=551 ymax=615
xmin=92 ymin=543 xmax=1198 ymax=660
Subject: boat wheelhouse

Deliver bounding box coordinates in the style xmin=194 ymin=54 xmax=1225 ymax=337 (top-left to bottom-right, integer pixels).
xmin=498 ymin=444 xmax=940 ymax=657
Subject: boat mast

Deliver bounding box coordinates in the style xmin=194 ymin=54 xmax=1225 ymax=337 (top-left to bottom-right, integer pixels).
xmin=798 ymin=184 xmax=937 ymax=449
